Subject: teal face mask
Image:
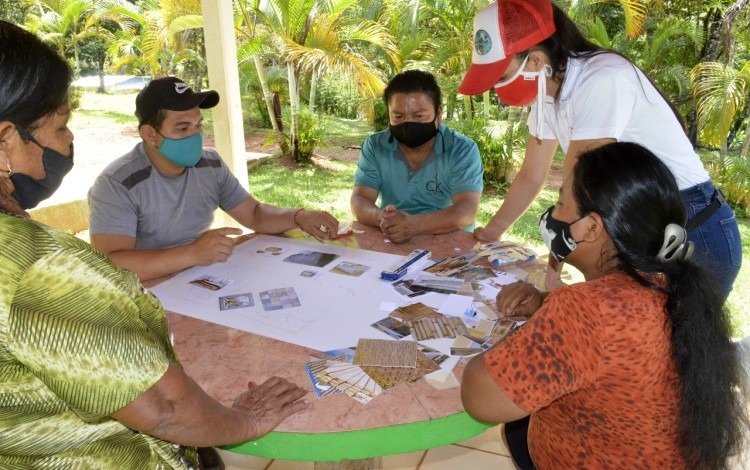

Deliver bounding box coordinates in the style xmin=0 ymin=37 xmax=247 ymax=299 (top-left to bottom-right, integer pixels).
xmin=157 ymin=132 xmax=203 ymax=167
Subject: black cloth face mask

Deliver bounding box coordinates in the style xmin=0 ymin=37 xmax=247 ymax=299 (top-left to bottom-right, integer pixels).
xmin=538 ymin=205 xmax=586 ymax=262
xmin=389 ymin=118 xmax=439 ymax=149
xmin=11 ymin=126 xmax=74 ymax=209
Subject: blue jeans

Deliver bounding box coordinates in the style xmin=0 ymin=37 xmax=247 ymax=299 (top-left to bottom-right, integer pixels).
xmin=682 ymin=180 xmax=742 ymax=297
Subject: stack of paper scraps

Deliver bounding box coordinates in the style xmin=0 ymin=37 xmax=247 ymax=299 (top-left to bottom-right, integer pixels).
xmin=305 ymin=338 xmax=449 ymax=405
xmin=473 ymin=241 xmax=537 ymax=267
xmin=450 ymin=318 xmax=522 ymax=356
xmin=387 ymin=303 xmax=523 ymax=356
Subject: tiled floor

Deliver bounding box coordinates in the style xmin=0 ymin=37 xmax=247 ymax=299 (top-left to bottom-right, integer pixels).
xmin=217 ymin=425 xmax=516 ymax=469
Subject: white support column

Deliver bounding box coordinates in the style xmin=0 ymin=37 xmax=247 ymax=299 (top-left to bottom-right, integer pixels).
xmin=201 ymin=0 xmax=248 ymax=192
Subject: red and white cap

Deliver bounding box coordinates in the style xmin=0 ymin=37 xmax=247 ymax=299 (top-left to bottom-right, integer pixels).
xmin=458 ymin=0 xmax=556 ymax=95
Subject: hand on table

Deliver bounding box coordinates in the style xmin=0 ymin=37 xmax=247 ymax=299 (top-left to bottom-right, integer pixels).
xmin=379 ymin=205 xmax=418 ymax=243
xmin=296 ymin=209 xmax=339 ymax=240
xmin=496 ymin=281 xmax=544 ymax=319
xmin=473 ymin=225 xmax=502 ymax=243
xmin=190 ymin=227 xmax=244 ymax=266
xmin=233 ymin=376 xmax=310 ymax=440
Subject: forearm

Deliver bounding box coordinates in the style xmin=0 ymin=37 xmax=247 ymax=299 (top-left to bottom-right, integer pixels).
xmin=246 ymin=203 xmax=298 ymax=234
xmin=107 ymin=245 xmax=197 ymax=281
xmin=485 ymin=171 xmax=547 ymax=235
xmin=114 ymin=365 xmax=259 ymax=447
xmin=411 ymin=203 xmax=477 ymax=236
xmin=351 ymin=194 xmax=382 ymax=227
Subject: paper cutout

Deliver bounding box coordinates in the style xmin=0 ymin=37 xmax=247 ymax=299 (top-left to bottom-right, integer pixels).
xmin=318 ymin=362 xmax=383 ymax=404
xmin=352 ymin=338 xmax=418 ymax=368
xmin=283 ymin=250 xmax=340 ymax=267
xmin=305 ymin=356 xmax=346 ymax=397
xmin=409 ymin=316 xmax=469 ymax=341
xmin=259 ymin=287 xmax=301 ymax=311
xmin=474 ymin=241 xmax=537 ymax=267
xmin=219 ymin=292 xmax=254 ymax=310
xmin=330 ymin=261 xmax=370 ymax=277
xmin=362 ymin=351 xmax=440 ymax=389
xmin=390 ymin=302 xmax=442 ymax=322
xmin=189 ymin=274 xmax=232 ymax=291
xmin=370 ymin=317 xmax=411 ymax=339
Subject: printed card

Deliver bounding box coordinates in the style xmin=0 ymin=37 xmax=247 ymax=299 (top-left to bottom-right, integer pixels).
xmin=219 ymin=292 xmax=254 ymax=311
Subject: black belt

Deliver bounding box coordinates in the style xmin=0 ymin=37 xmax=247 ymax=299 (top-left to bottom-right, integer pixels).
xmin=686 ymin=189 xmax=726 ymax=231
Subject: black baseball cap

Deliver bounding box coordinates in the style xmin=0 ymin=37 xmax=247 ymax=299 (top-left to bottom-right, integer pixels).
xmin=135 ymin=76 xmax=220 ymax=126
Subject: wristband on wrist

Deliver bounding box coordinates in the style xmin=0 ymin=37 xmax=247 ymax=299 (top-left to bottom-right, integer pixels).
xmin=293 ymin=208 xmax=305 ymax=227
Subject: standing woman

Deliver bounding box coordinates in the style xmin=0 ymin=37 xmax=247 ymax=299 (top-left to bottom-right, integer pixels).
xmin=461 ymin=142 xmax=747 ymax=469
xmin=459 ymin=0 xmax=741 ymax=296
xmin=0 ymin=21 xmax=307 ymax=468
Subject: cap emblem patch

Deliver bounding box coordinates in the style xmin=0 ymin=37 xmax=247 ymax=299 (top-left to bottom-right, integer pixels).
xmin=175 ymin=82 xmax=190 ymax=94
xmin=474 ymin=30 xmax=492 ymax=55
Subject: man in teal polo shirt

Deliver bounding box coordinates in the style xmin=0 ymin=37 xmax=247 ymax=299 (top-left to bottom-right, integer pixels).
xmin=351 ymin=70 xmax=483 ymax=243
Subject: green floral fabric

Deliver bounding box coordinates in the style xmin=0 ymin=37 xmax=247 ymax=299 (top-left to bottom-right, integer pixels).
xmin=0 ymin=214 xmax=198 ymax=469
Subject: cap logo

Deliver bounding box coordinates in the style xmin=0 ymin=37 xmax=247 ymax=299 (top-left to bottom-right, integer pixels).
xmin=174 ymin=82 xmax=190 ymax=94
xmin=474 ymin=30 xmax=492 ymax=55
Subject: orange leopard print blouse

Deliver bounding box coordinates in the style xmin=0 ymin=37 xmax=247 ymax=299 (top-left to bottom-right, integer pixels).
xmin=485 ymin=272 xmax=684 ymax=468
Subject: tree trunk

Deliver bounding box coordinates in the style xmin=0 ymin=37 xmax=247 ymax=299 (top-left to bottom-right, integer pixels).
xmin=254 ymin=56 xmax=289 ymax=155
xmin=309 ymin=69 xmax=318 ymax=114
xmin=483 ymin=90 xmax=490 ymax=121
xmin=741 ymin=107 xmax=750 ymax=158
xmin=97 ymin=52 xmax=106 ymax=94
xmin=463 ymin=95 xmax=473 ymax=121
xmin=287 ymin=62 xmax=302 ymax=162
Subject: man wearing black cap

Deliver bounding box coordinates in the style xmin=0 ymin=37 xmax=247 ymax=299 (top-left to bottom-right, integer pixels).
xmin=88 ymin=76 xmax=339 ymax=282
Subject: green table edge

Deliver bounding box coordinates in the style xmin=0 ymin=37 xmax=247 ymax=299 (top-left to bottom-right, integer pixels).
xmin=221 ymin=411 xmax=492 ymax=462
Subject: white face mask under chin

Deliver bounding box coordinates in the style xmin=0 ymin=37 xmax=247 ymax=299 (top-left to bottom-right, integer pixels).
xmin=494 ymin=56 xmax=553 ymax=139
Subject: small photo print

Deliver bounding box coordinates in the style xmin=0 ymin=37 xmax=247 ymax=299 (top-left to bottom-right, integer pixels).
xmin=283 ymin=250 xmax=340 ymax=268
xmin=256 ymin=246 xmax=287 ymax=257
xmin=189 ymin=274 xmax=233 ymax=291
xmin=219 ymin=293 xmax=254 ymax=311
xmin=259 ymin=287 xmax=301 ymax=311
xmin=300 ymin=270 xmax=319 ymax=278
xmin=330 ymin=261 xmax=370 ymax=277
xmin=371 ymin=317 xmax=411 ymax=339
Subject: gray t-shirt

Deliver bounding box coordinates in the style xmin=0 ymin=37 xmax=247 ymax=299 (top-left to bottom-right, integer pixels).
xmin=88 ymin=143 xmax=249 ymax=250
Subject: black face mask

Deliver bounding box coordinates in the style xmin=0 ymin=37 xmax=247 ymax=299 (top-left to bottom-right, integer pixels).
xmin=389 ymin=118 xmax=439 ymax=149
xmin=538 ymin=205 xmax=586 ymax=262
xmin=10 ymin=127 xmax=74 ymax=209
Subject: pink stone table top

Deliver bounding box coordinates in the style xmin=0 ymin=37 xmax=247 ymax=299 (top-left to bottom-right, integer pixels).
xmin=157 ymin=224 xmax=545 ymax=459
xmin=164 ymin=224 xmax=478 ymax=433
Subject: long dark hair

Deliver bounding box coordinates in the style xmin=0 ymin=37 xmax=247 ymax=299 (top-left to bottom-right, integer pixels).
xmin=572 ymin=142 xmax=746 ymax=469
xmin=0 ymin=20 xmax=72 ymax=130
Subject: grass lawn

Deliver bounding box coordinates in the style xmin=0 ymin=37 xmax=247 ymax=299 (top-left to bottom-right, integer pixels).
xmin=70 ymin=92 xmax=749 ymax=338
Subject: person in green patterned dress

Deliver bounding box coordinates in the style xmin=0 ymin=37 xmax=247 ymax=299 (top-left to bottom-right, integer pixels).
xmin=0 ymin=20 xmax=309 ymax=469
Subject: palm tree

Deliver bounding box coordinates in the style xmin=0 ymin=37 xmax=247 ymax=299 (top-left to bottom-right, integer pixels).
xmin=23 ymin=0 xmax=107 ymax=72
xmin=422 ymin=0 xmax=487 ymax=121
xmin=238 ymin=0 xmax=398 ymax=162
xmin=104 ymin=0 xmax=205 ymax=81
xmin=568 ymin=0 xmax=653 ymax=39
xmin=690 ymin=60 xmax=750 ymax=155
xmin=236 ymin=1 xmax=290 ymax=155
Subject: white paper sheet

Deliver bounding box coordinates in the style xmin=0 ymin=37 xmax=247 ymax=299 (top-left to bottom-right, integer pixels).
xmin=150 ymin=235 xmax=426 ymax=351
